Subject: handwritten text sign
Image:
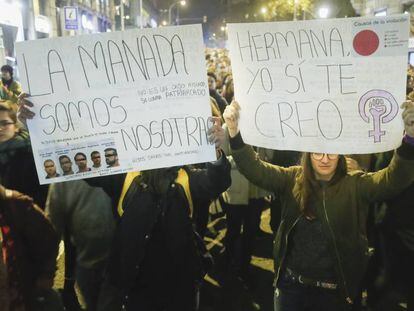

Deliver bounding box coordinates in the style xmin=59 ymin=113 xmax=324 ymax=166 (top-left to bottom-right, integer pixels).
xmin=16 ymin=25 xmax=215 ymax=185
xmin=227 ymin=15 xmax=409 ymax=154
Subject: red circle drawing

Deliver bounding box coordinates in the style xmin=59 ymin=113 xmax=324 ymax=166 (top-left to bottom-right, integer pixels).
xmin=353 ymin=30 xmax=380 ymax=56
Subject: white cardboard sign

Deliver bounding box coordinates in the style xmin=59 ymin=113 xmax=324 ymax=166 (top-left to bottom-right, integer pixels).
xmin=227 ymin=15 xmax=409 ymax=154
xmin=16 ymin=25 xmax=215 ymax=184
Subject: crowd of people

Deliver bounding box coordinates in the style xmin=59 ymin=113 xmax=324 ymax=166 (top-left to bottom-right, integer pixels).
xmin=0 ymin=48 xmax=413 ymax=311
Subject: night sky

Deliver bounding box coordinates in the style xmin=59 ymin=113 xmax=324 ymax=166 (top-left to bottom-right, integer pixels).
xmin=153 ymin=0 xmax=227 ymax=42
xmin=155 ymin=0 xmax=225 ymax=20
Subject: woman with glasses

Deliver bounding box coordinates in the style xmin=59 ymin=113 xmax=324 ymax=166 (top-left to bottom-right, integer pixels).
xmin=223 ymin=101 xmax=414 ymax=311
xmin=0 ymin=100 xmax=48 ymax=207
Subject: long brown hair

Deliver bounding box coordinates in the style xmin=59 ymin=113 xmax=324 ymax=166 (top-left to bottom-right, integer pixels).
xmin=294 ymin=153 xmax=347 ymax=218
xmin=0 ymin=100 xmax=18 ymax=124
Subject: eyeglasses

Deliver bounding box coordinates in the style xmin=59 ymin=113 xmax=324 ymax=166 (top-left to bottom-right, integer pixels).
xmin=0 ymin=121 xmax=15 ymax=129
xmin=105 ymin=153 xmax=116 ymax=158
xmin=311 ymin=153 xmax=339 ymax=161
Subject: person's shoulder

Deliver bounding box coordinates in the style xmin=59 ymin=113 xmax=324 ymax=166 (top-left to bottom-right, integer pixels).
xmin=11 ymin=80 xmax=21 ymax=88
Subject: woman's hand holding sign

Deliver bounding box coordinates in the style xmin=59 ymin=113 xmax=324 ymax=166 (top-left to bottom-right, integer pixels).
xmin=17 ymin=93 xmax=34 ymax=128
xmin=223 ymin=101 xmax=241 ymax=138
xmin=208 ymin=116 xmax=225 ymax=159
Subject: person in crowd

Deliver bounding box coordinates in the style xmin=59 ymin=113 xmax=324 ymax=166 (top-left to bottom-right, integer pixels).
xmin=88 ymin=118 xmax=230 ymax=311
xmin=223 ymin=100 xmax=414 ymax=311
xmin=0 ymin=184 xmax=62 ymax=311
xmin=0 ymin=65 xmax=22 ymax=104
xmin=191 ymin=98 xmax=225 ymax=238
xmin=44 ymin=159 xmax=60 ymax=179
xmin=104 ymin=148 xmax=119 ymax=168
xmin=59 ymin=155 xmax=74 ymax=176
xmin=91 ymin=151 xmax=102 ymax=170
xmin=46 ymin=179 xmax=115 ymax=311
xmin=221 ymin=126 xmax=273 ymax=285
xmin=0 ymin=100 xmax=48 ymax=207
xmin=208 ymin=72 xmax=228 ymax=115
xmin=221 ymin=75 xmax=234 ymax=105
xmin=18 ymin=97 xmax=231 ymax=311
xmin=74 ymin=152 xmax=91 ymax=173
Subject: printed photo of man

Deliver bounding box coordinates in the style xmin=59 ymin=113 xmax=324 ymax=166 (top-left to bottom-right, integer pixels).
xmin=59 ymin=155 xmax=74 ymax=175
xmin=90 ymin=151 xmax=101 ymax=170
xmin=44 ymin=159 xmax=60 ymax=179
xmin=74 ymin=152 xmax=91 ymax=173
xmin=104 ymin=148 xmax=120 ymax=168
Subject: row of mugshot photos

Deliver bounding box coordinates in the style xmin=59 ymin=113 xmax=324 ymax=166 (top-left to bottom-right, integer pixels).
xmin=43 ymin=148 xmax=120 ymax=179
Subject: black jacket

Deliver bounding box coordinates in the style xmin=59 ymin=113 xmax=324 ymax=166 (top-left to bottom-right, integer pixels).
xmin=0 ymin=130 xmax=48 ymax=208
xmin=0 ymin=187 xmax=59 ymax=308
xmin=87 ymin=156 xmax=231 ymax=295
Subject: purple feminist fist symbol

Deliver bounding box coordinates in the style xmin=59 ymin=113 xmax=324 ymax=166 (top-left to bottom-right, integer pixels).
xmin=358 ymin=90 xmax=399 ymax=143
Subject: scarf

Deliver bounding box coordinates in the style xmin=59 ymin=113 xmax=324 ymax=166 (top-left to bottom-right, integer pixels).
xmin=1 ymin=78 xmax=13 ymax=89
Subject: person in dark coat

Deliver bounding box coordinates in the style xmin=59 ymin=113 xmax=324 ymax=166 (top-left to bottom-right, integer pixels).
xmin=87 ymin=118 xmax=231 ymax=311
xmin=0 ymin=100 xmax=48 ymax=208
xmin=0 ymin=184 xmax=61 ymax=311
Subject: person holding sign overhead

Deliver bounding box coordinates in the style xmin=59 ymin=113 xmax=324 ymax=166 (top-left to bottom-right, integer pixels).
xmin=223 ymin=100 xmax=414 ymax=311
xmin=18 ymin=94 xmax=232 ymax=311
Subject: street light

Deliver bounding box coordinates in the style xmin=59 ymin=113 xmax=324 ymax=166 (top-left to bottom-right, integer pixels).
xmin=293 ymin=0 xmax=299 ymax=21
xmin=260 ymin=7 xmax=268 ymax=15
xmin=169 ymin=0 xmax=187 ymax=25
xmin=318 ymin=7 xmax=329 ymax=18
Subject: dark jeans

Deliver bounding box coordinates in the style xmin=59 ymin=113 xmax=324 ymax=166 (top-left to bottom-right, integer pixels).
xmin=76 ymin=265 xmax=105 ymax=311
xmin=224 ymin=198 xmax=264 ymax=275
xmin=274 ymin=272 xmax=351 ymax=311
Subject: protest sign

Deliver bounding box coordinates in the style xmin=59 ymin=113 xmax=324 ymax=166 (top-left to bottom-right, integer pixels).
xmin=227 ymin=15 xmax=409 ymax=154
xmin=16 ymin=24 xmax=215 ymax=185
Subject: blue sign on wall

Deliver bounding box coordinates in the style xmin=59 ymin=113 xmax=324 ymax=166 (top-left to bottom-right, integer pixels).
xmin=64 ymin=6 xmax=78 ymax=30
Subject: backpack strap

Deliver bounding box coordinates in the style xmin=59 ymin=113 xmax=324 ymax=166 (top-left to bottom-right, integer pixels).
xmin=117 ymin=171 xmax=141 ymax=217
